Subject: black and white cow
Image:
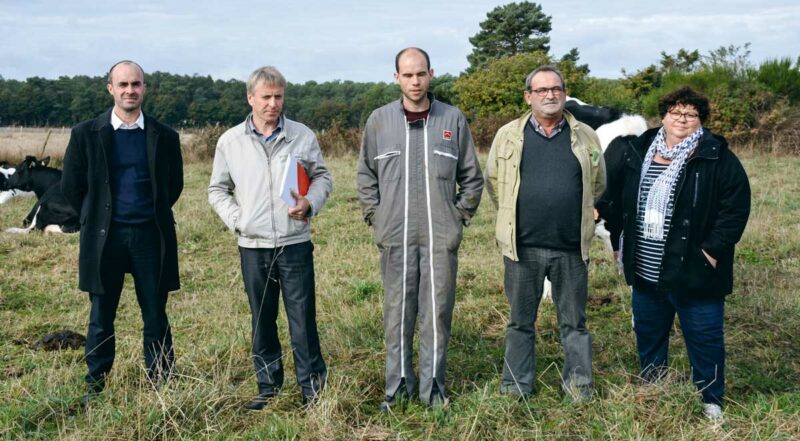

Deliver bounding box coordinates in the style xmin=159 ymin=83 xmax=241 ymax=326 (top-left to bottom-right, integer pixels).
xmin=566 ymin=97 xmax=648 ymax=152
xmin=539 ymin=98 xmax=648 ymax=300
xmin=4 ymin=156 xmax=79 ymax=234
xmin=0 ymin=161 xmax=36 ymax=205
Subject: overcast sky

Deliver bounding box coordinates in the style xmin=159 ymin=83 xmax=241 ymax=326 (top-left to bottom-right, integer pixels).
xmin=1 ymin=0 xmax=798 ymax=83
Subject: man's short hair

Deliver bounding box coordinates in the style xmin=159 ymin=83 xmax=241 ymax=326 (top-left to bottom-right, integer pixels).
xmin=658 ymin=86 xmax=711 ymax=124
xmin=247 ymin=66 xmax=287 ymax=94
xmin=107 ymin=60 xmax=145 ymax=84
xmin=525 ymin=65 xmax=565 ymax=91
xmin=395 ymin=47 xmax=431 ymax=73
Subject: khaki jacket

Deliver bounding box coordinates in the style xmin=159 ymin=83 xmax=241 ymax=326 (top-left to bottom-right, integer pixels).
xmin=485 ymin=110 xmax=606 ymax=261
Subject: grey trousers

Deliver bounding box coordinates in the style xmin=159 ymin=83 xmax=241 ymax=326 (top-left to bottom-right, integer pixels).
xmin=501 ymin=246 xmax=593 ymax=396
xmin=380 ymin=242 xmax=457 ymax=404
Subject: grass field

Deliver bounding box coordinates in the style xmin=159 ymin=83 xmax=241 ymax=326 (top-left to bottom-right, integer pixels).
xmin=0 ymin=153 xmax=798 ymax=440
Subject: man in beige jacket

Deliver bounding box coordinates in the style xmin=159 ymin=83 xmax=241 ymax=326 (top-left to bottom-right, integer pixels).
xmin=485 ymin=65 xmax=605 ymax=401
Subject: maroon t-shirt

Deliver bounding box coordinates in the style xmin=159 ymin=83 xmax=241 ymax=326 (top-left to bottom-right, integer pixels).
xmin=404 ymin=108 xmax=430 ymax=122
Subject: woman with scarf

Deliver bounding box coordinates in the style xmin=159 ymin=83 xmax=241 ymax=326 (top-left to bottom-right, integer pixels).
xmin=600 ymin=86 xmax=751 ymax=420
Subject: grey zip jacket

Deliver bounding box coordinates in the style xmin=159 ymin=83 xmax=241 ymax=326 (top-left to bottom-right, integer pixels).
xmin=208 ymin=115 xmax=332 ymax=248
xmin=357 ymin=95 xmax=483 ymax=403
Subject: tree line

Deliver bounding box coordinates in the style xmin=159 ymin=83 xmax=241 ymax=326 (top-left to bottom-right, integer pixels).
xmin=0 ymin=71 xmax=462 ymax=130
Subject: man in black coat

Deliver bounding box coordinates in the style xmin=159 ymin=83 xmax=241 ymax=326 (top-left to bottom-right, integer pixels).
xmin=61 ymin=60 xmax=183 ymax=405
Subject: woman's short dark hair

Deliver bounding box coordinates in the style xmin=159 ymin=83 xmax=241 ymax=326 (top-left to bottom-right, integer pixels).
xmin=658 ymin=86 xmax=710 ymax=124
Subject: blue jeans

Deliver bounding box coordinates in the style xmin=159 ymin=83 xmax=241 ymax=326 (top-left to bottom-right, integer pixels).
xmin=632 ymin=286 xmax=725 ymax=405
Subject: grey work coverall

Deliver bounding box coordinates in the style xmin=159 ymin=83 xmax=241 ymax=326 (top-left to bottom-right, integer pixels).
xmin=357 ymin=97 xmax=484 ymax=403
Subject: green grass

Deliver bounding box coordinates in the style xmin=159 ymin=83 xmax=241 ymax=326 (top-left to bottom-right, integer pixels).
xmin=1 ymin=154 xmax=798 ymax=439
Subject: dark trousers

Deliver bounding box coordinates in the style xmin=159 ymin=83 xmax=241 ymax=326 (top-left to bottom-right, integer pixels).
xmin=85 ymin=221 xmax=174 ymax=388
xmin=502 ymin=246 xmax=592 ymax=396
xmin=632 ymin=286 xmax=725 ymax=405
xmin=239 ymin=241 xmax=326 ymax=398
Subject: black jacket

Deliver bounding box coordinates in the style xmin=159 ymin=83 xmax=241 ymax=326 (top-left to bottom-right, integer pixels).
xmin=599 ymin=127 xmax=751 ymax=297
xmin=61 ymin=109 xmax=184 ymax=294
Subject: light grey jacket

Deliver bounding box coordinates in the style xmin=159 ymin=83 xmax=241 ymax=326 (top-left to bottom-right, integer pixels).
xmin=208 ymin=115 xmax=332 ymax=248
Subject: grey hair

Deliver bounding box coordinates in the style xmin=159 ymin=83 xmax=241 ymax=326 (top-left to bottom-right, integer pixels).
xmin=246 ymin=66 xmax=286 ymax=94
xmin=107 ymin=60 xmax=145 ymax=84
xmin=524 ymin=65 xmax=565 ymax=91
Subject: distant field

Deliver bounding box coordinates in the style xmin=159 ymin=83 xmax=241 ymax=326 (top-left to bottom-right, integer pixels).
xmin=0 ymin=127 xmax=198 ymax=165
xmin=0 ymin=154 xmax=798 ymax=439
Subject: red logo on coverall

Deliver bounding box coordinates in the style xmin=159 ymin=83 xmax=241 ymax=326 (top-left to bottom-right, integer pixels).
xmin=442 ymin=130 xmax=452 ymax=141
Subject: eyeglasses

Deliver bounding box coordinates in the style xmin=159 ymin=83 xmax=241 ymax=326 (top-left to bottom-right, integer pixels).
xmin=667 ymin=110 xmax=700 ymax=121
xmin=529 ymin=86 xmax=564 ymax=97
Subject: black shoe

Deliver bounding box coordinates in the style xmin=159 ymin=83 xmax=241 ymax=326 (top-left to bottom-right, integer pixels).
xmin=301 ymin=393 xmax=319 ymax=408
xmin=426 ymin=385 xmax=449 ymax=409
xmin=379 ymin=388 xmax=410 ymax=413
xmin=379 ymin=395 xmax=396 ymax=413
xmin=301 ymin=372 xmax=325 ymax=408
xmin=245 ymin=390 xmax=277 ymax=411
xmin=80 ymin=385 xmax=103 ymax=408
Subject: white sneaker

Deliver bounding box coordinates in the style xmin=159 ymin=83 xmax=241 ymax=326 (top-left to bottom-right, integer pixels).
xmin=703 ymin=403 xmax=724 ymax=421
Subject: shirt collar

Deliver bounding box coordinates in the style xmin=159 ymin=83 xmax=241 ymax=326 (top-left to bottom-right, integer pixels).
xmin=111 ymin=110 xmax=145 ymax=130
xmin=248 ymin=114 xmax=283 ymax=141
xmin=529 ymin=115 xmax=565 ymax=138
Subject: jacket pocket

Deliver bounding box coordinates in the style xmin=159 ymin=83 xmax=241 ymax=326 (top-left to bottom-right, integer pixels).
xmin=433 ymin=143 xmax=458 ymax=180
xmin=444 ymin=202 xmax=464 ymax=251
xmin=375 ymin=148 xmax=402 ymax=182
xmin=683 ymin=245 xmax=717 ymax=292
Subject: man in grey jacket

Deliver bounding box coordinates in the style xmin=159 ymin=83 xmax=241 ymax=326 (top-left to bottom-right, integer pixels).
xmin=208 ymin=66 xmax=332 ymax=410
xmin=357 ymin=48 xmax=484 ymax=410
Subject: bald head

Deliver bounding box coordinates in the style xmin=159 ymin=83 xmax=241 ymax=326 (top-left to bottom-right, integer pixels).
xmin=107 ymin=60 xmax=145 ymax=84
xmin=395 ymin=47 xmax=430 ymax=73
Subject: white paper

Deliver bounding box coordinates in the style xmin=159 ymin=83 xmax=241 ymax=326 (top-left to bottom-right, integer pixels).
xmin=280 ymin=153 xmax=298 ymax=207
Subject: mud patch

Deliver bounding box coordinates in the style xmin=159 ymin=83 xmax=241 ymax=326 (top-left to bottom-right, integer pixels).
xmin=20 ymin=329 xmax=86 ymax=351
xmin=588 ymin=294 xmax=617 ymax=308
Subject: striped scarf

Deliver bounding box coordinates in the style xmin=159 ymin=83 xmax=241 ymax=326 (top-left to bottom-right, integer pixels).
xmin=638 ymin=126 xmax=704 ymax=240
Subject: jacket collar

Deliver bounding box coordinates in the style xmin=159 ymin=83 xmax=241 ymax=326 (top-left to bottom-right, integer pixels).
xmin=244 ymin=113 xmax=294 ymax=143
xmin=636 ymin=126 xmax=726 ymax=160
xmin=91 ymin=108 xmax=158 ymax=133
xmin=393 ymin=92 xmax=437 ymax=118
xmin=511 ymin=109 xmax=584 ymax=140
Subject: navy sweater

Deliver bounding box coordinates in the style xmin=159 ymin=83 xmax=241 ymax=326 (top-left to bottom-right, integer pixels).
xmin=110 ymin=129 xmax=154 ymax=223
xmin=516 ymin=123 xmax=582 ymax=251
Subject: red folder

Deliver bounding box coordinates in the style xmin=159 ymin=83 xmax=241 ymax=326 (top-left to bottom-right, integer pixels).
xmin=297 ymin=162 xmax=309 ymax=197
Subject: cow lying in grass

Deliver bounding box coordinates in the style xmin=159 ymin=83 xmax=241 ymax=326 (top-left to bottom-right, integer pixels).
xmin=4 ymin=156 xmax=79 ymax=234
xmin=0 ymin=161 xmax=36 ymax=205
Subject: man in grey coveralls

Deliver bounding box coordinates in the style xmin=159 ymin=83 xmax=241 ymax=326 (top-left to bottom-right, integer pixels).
xmin=357 ymin=48 xmax=484 ymax=410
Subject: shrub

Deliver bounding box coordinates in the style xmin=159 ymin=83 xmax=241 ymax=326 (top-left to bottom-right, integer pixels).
xmin=756 ymin=57 xmax=800 ymax=104
xmin=454 ymin=51 xmax=552 ymax=119
xmin=470 ymin=114 xmax=511 ymax=152
xmin=317 ymin=119 xmax=362 ymax=157
xmin=184 ymin=123 xmax=226 ymax=163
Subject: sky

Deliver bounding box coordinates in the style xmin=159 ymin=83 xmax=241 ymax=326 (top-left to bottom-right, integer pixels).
xmin=1 ymin=0 xmax=798 ymax=84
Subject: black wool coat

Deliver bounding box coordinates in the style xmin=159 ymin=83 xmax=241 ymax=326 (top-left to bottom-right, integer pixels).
xmin=61 ymin=109 xmax=184 ymax=294
xmin=599 ymin=127 xmax=751 ymax=298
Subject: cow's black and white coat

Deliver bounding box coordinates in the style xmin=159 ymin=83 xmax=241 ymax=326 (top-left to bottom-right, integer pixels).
xmin=0 ymin=162 xmax=35 ymax=205
xmin=4 ymin=156 xmax=79 ymax=234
